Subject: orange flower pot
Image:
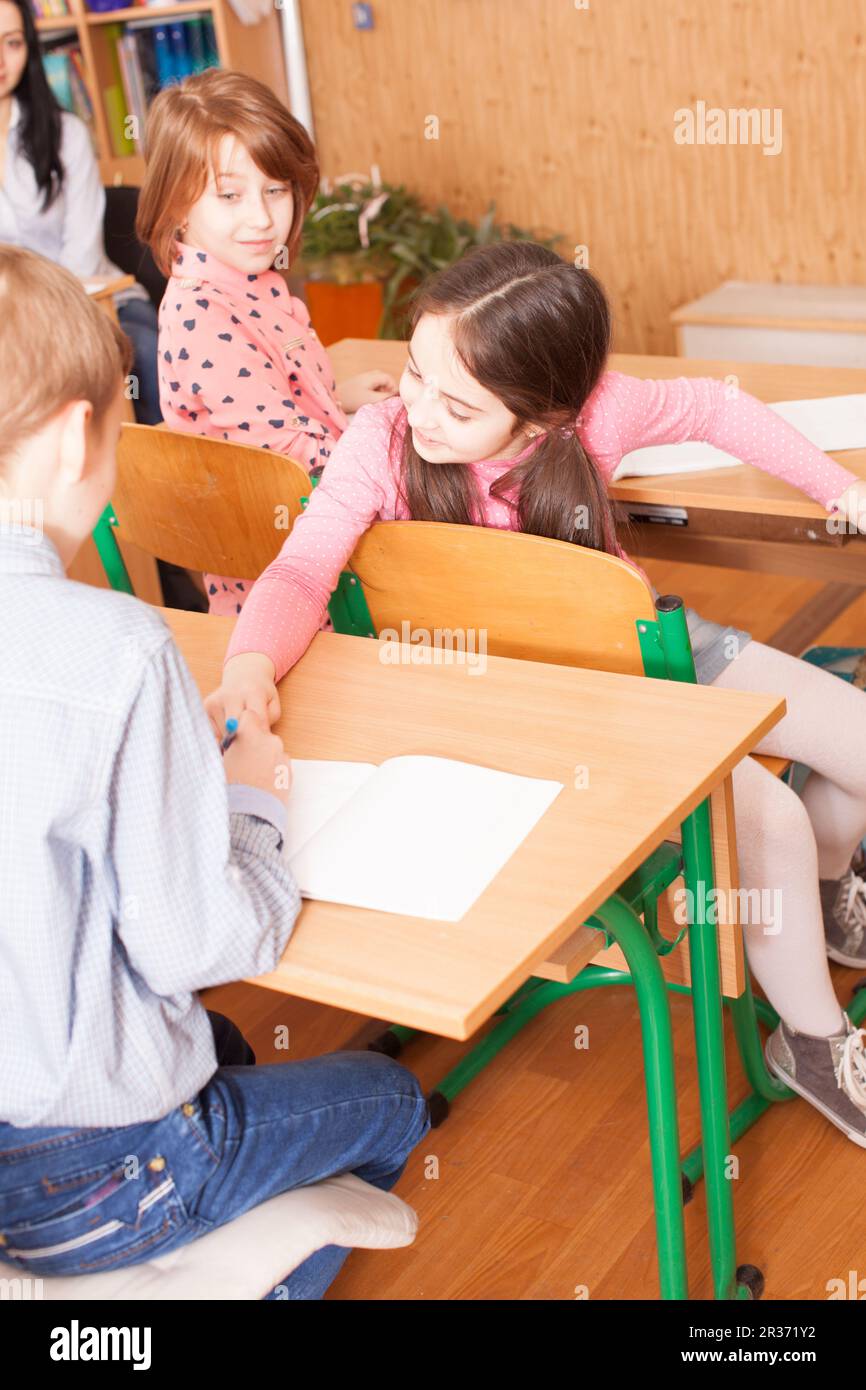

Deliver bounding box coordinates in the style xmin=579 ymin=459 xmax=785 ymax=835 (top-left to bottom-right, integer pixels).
xmin=304 ymin=279 xmax=384 ymax=346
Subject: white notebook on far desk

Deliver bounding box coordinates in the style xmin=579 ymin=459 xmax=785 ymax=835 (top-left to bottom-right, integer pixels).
xmin=612 ymin=393 xmax=866 ymax=480
xmin=283 ymin=756 xmax=564 ymax=922
xmin=612 ymin=441 xmax=744 ymax=479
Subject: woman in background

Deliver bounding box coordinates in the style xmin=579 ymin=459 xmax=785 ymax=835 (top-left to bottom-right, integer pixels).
xmin=0 ymin=0 xmax=161 ymax=424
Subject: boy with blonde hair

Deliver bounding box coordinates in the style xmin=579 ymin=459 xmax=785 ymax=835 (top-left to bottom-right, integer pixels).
xmin=0 ymin=247 xmax=428 ymax=1298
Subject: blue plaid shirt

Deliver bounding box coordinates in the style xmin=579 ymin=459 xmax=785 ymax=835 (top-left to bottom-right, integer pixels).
xmin=0 ymin=526 xmax=301 ymax=1127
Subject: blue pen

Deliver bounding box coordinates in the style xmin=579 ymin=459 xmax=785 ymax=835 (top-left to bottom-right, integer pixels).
xmin=220 ymin=717 xmax=239 ymax=755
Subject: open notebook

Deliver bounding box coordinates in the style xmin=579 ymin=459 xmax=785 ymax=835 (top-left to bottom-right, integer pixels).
xmin=282 ymin=756 xmax=563 ymax=922
xmin=612 ymin=393 xmax=866 ymax=480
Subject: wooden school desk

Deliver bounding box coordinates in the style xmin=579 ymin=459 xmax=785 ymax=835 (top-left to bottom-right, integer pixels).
xmin=81 ymin=273 xmax=135 ymax=323
xmin=160 ymin=608 xmax=784 ymax=1298
xmin=330 ymin=337 xmax=866 ymax=647
xmin=161 ymin=610 xmax=782 ymax=1032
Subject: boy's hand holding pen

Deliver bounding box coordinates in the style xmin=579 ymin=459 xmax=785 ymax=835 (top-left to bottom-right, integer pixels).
xmin=220 ymin=717 xmax=239 ymax=754
xmin=220 ymin=709 xmax=292 ymax=804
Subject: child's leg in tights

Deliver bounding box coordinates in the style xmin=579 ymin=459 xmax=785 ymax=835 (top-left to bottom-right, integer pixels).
xmin=718 ymin=753 xmax=845 ymax=1035
xmin=711 ymin=640 xmax=866 ymax=1037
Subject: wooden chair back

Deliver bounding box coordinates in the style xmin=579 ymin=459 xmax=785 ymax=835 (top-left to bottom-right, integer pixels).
xmin=350 ymin=520 xmax=654 ymax=674
xmin=112 ymin=424 xmax=310 ymax=579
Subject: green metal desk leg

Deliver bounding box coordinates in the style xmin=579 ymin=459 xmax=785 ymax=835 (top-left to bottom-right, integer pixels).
xmin=656 ymin=593 xmax=752 ymax=1299
xmin=591 ymin=892 xmax=688 ymax=1300
xmin=680 ymin=798 xmax=747 ymax=1300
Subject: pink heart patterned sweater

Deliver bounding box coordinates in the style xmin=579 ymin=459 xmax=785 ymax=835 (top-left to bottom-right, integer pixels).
xmin=157 ymin=241 xmax=349 ymax=614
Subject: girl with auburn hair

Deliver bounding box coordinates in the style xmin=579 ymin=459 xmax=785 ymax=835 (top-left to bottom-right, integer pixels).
xmin=137 ymin=68 xmax=396 ymax=614
xmin=208 ymin=239 xmax=866 ymax=1148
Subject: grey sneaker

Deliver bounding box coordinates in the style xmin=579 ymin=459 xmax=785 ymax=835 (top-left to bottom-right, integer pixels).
xmin=821 ymin=851 xmax=866 ymax=967
xmin=765 ymin=1013 xmax=866 ymax=1147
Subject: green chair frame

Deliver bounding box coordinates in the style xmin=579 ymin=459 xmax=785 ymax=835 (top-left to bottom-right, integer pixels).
xmin=92 ymin=490 xmax=378 ymax=639
xmin=93 ymin=506 xmax=866 ymax=1300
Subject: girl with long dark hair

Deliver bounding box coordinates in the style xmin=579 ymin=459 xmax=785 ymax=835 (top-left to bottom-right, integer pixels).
xmin=0 ymin=0 xmax=161 ymax=422
xmin=207 ymin=239 xmax=866 ymax=1149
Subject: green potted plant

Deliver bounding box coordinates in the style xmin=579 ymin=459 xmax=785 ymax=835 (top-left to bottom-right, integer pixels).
xmin=299 ymin=168 xmax=562 ymax=343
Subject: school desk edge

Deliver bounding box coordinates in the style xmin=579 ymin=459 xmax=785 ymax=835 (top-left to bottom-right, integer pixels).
xmin=159 ymin=608 xmax=784 ymax=1040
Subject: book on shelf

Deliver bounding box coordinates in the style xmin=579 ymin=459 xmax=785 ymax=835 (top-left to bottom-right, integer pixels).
xmin=114 ymin=13 xmax=219 ymax=151
xmin=38 ymin=8 xmax=220 ymax=163
xmin=101 ymin=23 xmax=135 ymax=157
xmin=116 ymin=31 xmax=154 ymax=149
xmin=41 ymin=39 xmax=96 ymax=143
xmin=30 ymin=0 xmax=71 ymax=18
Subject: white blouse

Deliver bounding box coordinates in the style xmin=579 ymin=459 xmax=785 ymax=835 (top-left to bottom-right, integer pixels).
xmin=0 ymin=97 xmax=147 ymax=303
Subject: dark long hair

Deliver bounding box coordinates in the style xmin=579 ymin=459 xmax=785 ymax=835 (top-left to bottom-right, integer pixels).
xmin=393 ymin=241 xmax=621 ymax=554
xmin=7 ymin=0 xmax=64 ymax=209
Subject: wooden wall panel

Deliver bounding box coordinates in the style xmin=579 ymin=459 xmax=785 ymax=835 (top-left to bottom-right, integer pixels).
xmin=297 ymin=0 xmax=866 ymax=354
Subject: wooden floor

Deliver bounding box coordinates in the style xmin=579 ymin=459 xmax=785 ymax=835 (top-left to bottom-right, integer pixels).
xmin=203 ymin=556 xmax=866 ymax=1301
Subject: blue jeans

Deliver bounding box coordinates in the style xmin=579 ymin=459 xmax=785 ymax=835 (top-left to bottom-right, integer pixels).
xmin=0 ymin=1013 xmax=430 ymax=1300
xmin=117 ymin=297 xmax=162 ymax=426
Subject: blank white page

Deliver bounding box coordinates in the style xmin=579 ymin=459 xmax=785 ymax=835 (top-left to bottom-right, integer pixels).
xmin=613 ymin=442 xmax=744 ymax=479
xmin=288 ymin=755 xmax=564 ymax=922
xmin=283 ymin=759 xmax=376 ymax=859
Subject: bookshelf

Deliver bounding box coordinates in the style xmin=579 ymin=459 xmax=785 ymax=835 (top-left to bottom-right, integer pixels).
xmin=34 ymin=0 xmax=289 ymax=186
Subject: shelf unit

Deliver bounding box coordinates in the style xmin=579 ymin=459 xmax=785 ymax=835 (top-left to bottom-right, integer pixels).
xmin=35 ymin=0 xmax=288 ymax=185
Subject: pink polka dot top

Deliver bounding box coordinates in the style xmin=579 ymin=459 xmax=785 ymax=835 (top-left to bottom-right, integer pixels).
xmin=225 ymin=372 xmax=859 ymax=680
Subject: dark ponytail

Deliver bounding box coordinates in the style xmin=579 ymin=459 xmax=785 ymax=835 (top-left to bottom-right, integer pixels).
xmin=393 ymin=240 xmax=621 ymax=554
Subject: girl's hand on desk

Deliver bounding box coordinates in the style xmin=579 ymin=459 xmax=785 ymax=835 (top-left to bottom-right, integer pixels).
xmin=222 ymin=709 xmax=292 ymax=803
xmin=205 ymin=652 xmax=280 ymax=734
xmin=336 ymin=370 xmax=398 ymax=414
